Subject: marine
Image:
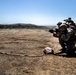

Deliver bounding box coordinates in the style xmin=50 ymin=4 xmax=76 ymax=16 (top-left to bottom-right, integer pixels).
xmin=58 ymin=24 xmax=75 ymax=55
xmin=49 ymin=17 xmax=76 ymax=56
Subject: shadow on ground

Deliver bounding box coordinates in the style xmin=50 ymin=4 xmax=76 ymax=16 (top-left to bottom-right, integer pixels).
xmin=56 ymin=53 xmax=76 ymax=58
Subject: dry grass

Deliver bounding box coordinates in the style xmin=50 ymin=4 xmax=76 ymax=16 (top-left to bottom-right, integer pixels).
xmin=0 ymin=29 xmax=76 ymax=75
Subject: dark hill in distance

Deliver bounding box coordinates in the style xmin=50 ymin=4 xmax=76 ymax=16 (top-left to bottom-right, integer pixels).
xmin=0 ymin=23 xmax=49 ymax=29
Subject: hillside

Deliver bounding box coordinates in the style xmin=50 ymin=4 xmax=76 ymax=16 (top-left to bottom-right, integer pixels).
xmin=0 ymin=29 xmax=76 ymax=75
xmin=0 ymin=23 xmax=47 ymax=29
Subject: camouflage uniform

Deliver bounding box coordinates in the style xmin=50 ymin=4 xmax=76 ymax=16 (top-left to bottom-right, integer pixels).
xmin=49 ymin=19 xmax=76 ymax=55
xmin=64 ymin=17 xmax=76 ymax=28
xmin=58 ymin=24 xmax=75 ymax=54
xmin=52 ymin=22 xmax=62 ymax=37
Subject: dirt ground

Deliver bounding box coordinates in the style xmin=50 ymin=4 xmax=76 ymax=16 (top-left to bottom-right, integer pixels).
xmin=0 ymin=29 xmax=76 ymax=75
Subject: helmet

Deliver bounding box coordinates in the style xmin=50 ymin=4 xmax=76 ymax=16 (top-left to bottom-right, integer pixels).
xmin=57 ymin=22 xmax=62 ymax=25
xmin=59 ymin=24 xmax=66 ymax=28
xmin=59 ymin=24 xmax=67 ymax=32
xmin=64 ymin=19 xmax=68 ymax=22
xmin=68 ymin=17 xmax=71 ymax=20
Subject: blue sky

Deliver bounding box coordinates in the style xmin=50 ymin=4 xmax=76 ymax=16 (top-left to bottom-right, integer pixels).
xmin=0 ymin=0 xmax=76 ymax=25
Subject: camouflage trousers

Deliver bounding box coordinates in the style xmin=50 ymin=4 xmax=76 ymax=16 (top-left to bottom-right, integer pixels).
xmin=59 ymin=37 xmax=75 ymax=53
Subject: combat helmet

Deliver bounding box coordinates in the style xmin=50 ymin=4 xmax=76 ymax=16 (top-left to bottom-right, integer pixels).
xmin=59 ymin=24 xmax=67 ymax=33
xmin=57 ymin=22 xmax=62 ymax=26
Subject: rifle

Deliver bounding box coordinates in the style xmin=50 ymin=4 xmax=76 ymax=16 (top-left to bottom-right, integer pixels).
xmin=49 ymin=28 xmax=60 ymax=37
